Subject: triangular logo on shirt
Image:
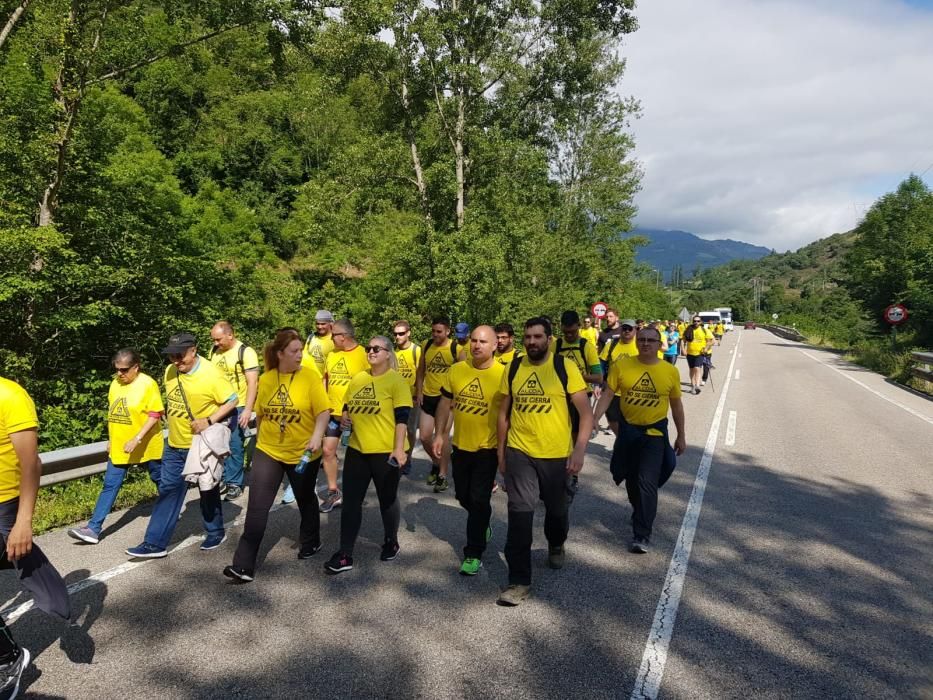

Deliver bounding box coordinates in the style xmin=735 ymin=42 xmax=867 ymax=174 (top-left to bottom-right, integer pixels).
xmin=516 ymin=372 xmax=545 ymax=396
xmin=635 ymin=372 xmax=658 ymax=394
xmin=353 ymin=383 xmax=376 ymax=399
xmin=331 ymin=358 xmax=348 ymax=374
xmin=108 ymin=397 xmax=133 ymax=425
xmin=458 ymin=378 xmax=484 ymax=400
xmin=269 ymin=384 xmax=294 ymax=407
xmin=428 ymin=352 xmax=449 ymax=370
xmin=166 ymin=386 xmax=183 ymax=403
xmin=311 ymin=344 xmax=324 ymax=361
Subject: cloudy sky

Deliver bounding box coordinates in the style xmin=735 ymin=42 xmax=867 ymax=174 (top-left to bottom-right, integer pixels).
xmin=622 ymin=0 xmax=933 ymax=251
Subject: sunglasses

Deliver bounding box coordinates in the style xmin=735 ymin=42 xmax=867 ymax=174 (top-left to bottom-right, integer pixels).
xmin=114 ymin=365 xmax=136 ymax=374
xmin=393 ymin=331 xmax=408 ymax=336
xmin=621 ymin=325 xmax=635 ymax=331
xmin=365 ymin=346 xmax=389 ymax=354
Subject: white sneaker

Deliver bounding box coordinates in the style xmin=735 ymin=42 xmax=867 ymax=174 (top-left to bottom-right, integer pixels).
xmin=700 ymin=381 xmax=706 ymax=386
xmin=0 ymin=647 xmax=30 ymax=700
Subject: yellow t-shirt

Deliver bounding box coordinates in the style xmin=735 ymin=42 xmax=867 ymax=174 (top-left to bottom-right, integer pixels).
xmin=325 ymin=345 xmax=370 ymax=413
xmin=343 ymin=370 xmax=413 ymax=454
xmin=500 ymin=355 xmax=587 ymax=459
xmin=107 ymin=373 xmax=164 ymax=465
xmin=607 ymin=339 xmax=639 ymax=363
xmin=441 ymin=360 xmax=504 ymax=451
xmin=210 ymin=341 xmax=260 ymax=407
xmin=164 ymin=359 xmax=237 ymax=449
xmin=495 ymin=347 xmax=520 ymax=366
xmin=551 ymin=337 xmax=601 ymax=383
xmin=302 ymin=333 xmax=334 ymax=376
xmin=255 ymin=365 xmax=331 ymax=464
xmin=715 ymin=323 xmax=724 ymax=336
xmin=394 ymin=344 xmax=421 ymax=396
xmin=0 ymin=377 xmax=38 ymax=504
xmin=686 ymin=327 xmax=712 ymax=356
xmin=677 ymin=322 xmax=686 ymax=335
xmin=422 ymin=339 xmax=458 ymax=396
xmin=580 ymin=327 xmax=599 ymax=345
xmin=607 ymin=355 xmax=682 ymax=427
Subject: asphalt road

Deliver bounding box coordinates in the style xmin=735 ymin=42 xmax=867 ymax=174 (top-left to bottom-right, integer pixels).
xmin=3 ymin=329 xmax=931 ymax=699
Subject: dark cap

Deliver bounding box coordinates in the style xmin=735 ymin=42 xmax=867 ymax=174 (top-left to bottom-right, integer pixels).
xmin=162 ymin=331 xmax=197 ymax=355
xmin=560 ymin=310 xmax=580 ymax=326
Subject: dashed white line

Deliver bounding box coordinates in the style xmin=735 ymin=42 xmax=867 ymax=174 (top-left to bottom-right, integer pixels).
xmin=725 ymin=411 xmax=737 ymax=446
xmin=734 ymin=369 xmax=741 ymax=380
xmin=798 ymin=350 xmax=933 ymax=427
xmin=630 ymin=333 xmax=742 ymax=699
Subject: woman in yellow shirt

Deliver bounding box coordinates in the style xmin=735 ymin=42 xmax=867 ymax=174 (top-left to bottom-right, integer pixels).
xmin=68 ymin=349 xmax=163 ymax=544
xmin=325 ymin=336 xmax=412 ymax=574
xmin=224 ymin=328 xmax=331 ymax=582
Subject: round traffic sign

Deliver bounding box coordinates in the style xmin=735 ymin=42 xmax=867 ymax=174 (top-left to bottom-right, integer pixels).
xmin=883 ymin=304 xmax=908 ymax=325
xmin=590 ymin=301 xmax=608 ymax=319
xmin=772 ymin=313 xmax=779 ymax=320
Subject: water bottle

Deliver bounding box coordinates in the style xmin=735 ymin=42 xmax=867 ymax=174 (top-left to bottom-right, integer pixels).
xmin=295 ymin=449 xmax=313 ymax=474
xmin=340 ymin=426 xmax=351 ymax=447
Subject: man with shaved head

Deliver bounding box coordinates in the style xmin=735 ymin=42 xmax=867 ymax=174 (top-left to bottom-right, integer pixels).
xmin=432 ymin=325 xmax=504 ymax=576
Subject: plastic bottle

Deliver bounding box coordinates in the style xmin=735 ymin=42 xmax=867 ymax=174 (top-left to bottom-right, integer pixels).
xmin=340 ymin=426 xmax=351 ymax=447
xmin=295 ymin=449 xmax=313 ymax=474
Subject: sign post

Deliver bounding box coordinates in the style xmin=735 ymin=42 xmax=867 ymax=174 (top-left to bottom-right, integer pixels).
xmin=883 ymin=304 xmax=908 ymax=348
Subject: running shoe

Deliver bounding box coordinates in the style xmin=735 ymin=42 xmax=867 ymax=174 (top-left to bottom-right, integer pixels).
xmin=298 ymin=542 xmax=323 ymax=559
xmin=325 ymin=551 xmax=354 ymax=574
xmin=379 ymin=539 xmax=400 ymax=561
xmin=223 ymin=565 xmax=254 ymax=583
xmin=281 ymin=483 xmax=296 ymax=504
xmin=224 ymin=484 xmax=243 ymax=501
xmin=67 ymin=526 xmax=99 ymax=545
xmin=126 ymin=542 xmax=167 ymax=559
xmin=548 ymin=545 xmax=565 ymax=570
xmin=426 ymin=471 xmax=439 ymax=486
xmin=319 ymin=489 xmax=342 ymax=513
xmin=0 ymin=647 xmax=30 ymax=700
xmin=219 ymin=481 xmax=228 ymax=497
xmin=433 ymin=476 xmax=449 ymax=493
xmin=496 ymin=584 xmax=531 ymax=606
xmin=200 ymin=533 xmax=227 ymax=551
xmin=459 ymin=558 xmax=482 ymax=576
xmin=630 ymin=537 xmax=650 ymax=554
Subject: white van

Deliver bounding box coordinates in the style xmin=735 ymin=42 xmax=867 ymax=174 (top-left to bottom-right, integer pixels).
xmin=698 ymin=312 xmax=721 ymax=329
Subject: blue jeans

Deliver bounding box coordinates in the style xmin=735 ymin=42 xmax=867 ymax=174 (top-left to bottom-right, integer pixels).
xmin=224 ymin=407 xmax=246 ymax=487
xmin=143 ymin=445 xmax=224 ymax=549
xmin=88 ymin=459 xmax=161 ymax=534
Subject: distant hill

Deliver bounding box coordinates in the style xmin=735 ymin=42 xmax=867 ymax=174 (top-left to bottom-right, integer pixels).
xmin=624 ymin=228 xmax=771 ymax=280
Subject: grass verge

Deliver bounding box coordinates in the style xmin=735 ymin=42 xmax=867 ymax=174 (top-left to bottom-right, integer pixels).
xmin=35 ymin=468 xmax=158 ymax=535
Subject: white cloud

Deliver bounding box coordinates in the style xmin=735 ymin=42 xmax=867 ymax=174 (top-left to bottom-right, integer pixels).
xmin=621 ymin=0 xmax=933 ymax=251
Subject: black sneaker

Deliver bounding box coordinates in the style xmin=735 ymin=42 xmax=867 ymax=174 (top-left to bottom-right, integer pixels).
xmin=380 ymin=539 xmax=400 ymax=561
xmin=219 ymin=481 xmax=229 ymax=497
xmin=630 ymin=537 xmax=650 ymax=554
xmin=224 ymin=484 xmax=243 ymax=501
xmin=433 ymin=476 xmax=449 ymax=493
xmin=325 ymin=551 xmax=353 ymax=574
xmin=223 ymin=565 xmax=255 ymax=582
xmin=0 ymin=647 xmax=30 ymax=700
xmin=298 ymin=542 xmax=323 ymax=560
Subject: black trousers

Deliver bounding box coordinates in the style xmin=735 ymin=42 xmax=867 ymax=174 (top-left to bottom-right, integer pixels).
xmin=503 ymin=447 xmax=569 ymax=585
xmin=339 ymin=447 xmax=401 ymax=555
xmin=451 ymin=447 xmax=498 ymax=559
xmin=625 ymin=436 xmax=665 ymax=540
xmin=233 ymin=447 xmax=321 ymax=571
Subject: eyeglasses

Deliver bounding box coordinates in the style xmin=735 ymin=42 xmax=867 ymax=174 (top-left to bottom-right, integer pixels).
xmin=365 ymin=346 xmax=388 ymax=354
xmin=636 ymin=338 xmax=660 ymax=344
xmin=393 ymin=331 xmax=408 ymax=336
xmin=693 ymin=320 xmax=701 ymax=323
xmin=621 ymin=326 xmax=635 ymax=332
xmin=332 ymin=332 xmax=347 ymax=338
xmin=114 ymin=365 xmax=136 ymax=374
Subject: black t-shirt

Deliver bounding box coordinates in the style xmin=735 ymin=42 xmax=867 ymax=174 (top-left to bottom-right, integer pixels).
xmin=598 ymin=325 xmax=623 ymax=351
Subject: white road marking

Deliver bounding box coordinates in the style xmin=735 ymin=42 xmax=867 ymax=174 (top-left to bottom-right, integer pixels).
xmin=0 ymin=501 xmax=292 ymax=624
xmin=734 ymin=369 xmax=741 ymax=380
xmin=630 ymin=333 xmax=742 ymax=699
xmin=725 ymin=411 xmax=737 ymax=446
xmin=798 ymin=350 xmax=933 ymax=427
xmin=738 ymin=353 xmax=742 ymax=358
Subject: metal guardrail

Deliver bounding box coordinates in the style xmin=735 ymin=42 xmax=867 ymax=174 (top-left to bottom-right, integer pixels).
xmin=910 ymin=351 xmax=933 ymax=384
xmin=762 ymin=324 xmax=807 ymax=342
xmin=39 ymin=440 xmax=109 ymax=487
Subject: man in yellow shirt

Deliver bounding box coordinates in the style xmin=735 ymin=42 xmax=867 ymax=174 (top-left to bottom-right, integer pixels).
xmin=432 ymin=326 xmax=504 ymax=576
xmin=594 ymin=327 xmax=686 ymax=553
xmin=496 ymin=317 xmax=593 ymax=606
xmin=684 ymin=316 xmax=713 ymax=394
xmin=210 ymin=321 xmax=260 ymax=500
xmin=302 ymin=309 xmax=335 ymax=375
xmin=127 ymin=331 xmax=237 ymax=558
xmin=580 ymin=316 xmax=599 ymax=345
xmin=0 ymin=376 xmax=71 ymax=689
xmin=415 ymin=316 xmax=461 ymax=492
xmin=494 ymin=323 xmax=520 ymax=365
xmin=553 ymin=310 xmax=603 ymax=441
xmin=321 ymin=319 xmax=370 ymax=512
xmin=392 ymin=319 xmax=421 ymax=470
xmin=602 ymin=319 xmax=638 ymax=435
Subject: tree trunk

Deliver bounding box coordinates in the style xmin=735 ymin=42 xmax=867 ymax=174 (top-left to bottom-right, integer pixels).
xmin=0 ymin=0 xmax=30 ymax=51
xmin=454 ymin=83 xmax=466 ymax=230
xmin=400 ymin=72 xmax=431 ymax=224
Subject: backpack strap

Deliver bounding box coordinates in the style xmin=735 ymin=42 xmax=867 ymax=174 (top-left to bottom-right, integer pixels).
xmin=450 ymin=339 xmax=458 ymax=362
xmin=606 ymin=335 xmax=621 ymax=363
xmin=170 ymin=366 xmax=195 ymax=421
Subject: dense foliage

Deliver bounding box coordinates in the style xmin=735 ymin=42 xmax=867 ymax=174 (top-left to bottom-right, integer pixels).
xmin=1 ymin=0 xmax=671 ymax=448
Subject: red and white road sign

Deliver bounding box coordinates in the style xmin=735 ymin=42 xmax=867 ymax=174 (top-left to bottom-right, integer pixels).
xmin=590 ymin=301 xmax=608 ymax=319
xmin=883 ymin=304 xmax=908 ymax=325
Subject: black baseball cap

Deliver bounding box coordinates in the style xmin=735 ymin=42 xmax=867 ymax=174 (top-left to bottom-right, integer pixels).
xmin=162 ymin=331 xmax=198 ymax=355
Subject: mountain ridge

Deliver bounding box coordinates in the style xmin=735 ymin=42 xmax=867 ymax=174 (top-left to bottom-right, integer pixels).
xmin=624 ymin=228 xmax=772 ymax=280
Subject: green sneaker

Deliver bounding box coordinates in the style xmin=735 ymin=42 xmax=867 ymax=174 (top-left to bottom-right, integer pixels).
xmin=433 ymin=476 xmax=449 ymax=492
xmin=485 ymin=525 xmax=493 ymax=543
xmin=459 ymin=558 xmax=482 ymax=576
xmin=426 ymin=471 xmax=438 ymax=486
